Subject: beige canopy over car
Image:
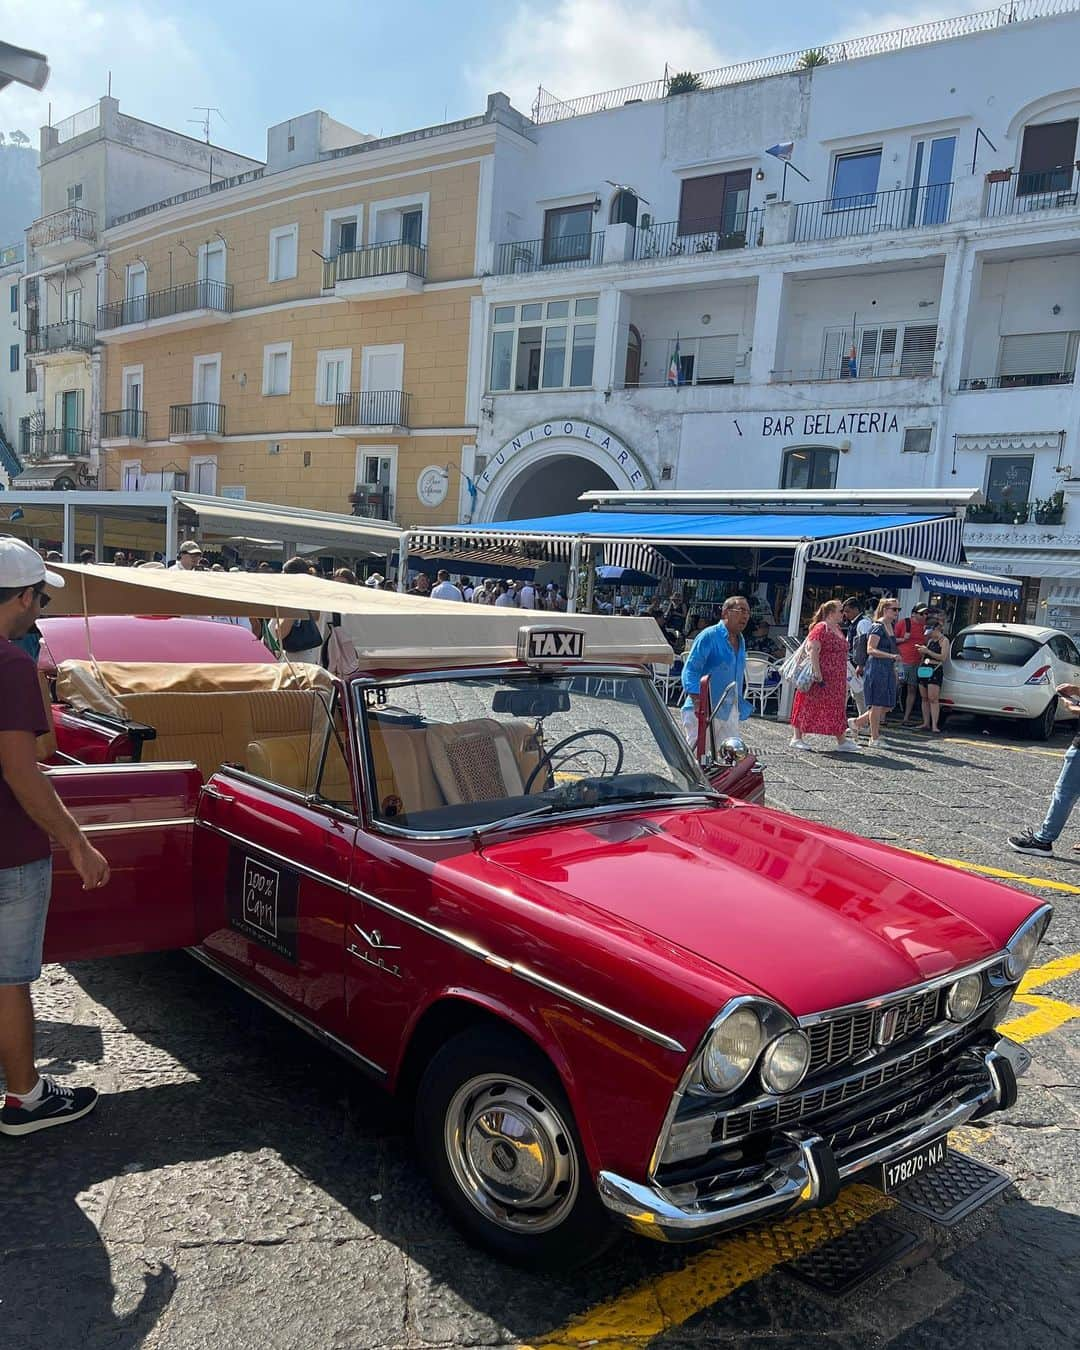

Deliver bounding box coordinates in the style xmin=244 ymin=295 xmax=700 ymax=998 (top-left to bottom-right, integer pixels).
xmin=46 ymin=564 xmax=672 ymax=671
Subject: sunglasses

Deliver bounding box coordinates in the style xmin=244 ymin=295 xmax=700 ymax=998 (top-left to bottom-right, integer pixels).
xmin=33 ymin=586 xmax=51 ymax=610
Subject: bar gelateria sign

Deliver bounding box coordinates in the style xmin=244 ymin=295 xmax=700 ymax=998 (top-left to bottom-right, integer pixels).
xmin=476 ymin=420 xmax=650 ymax=494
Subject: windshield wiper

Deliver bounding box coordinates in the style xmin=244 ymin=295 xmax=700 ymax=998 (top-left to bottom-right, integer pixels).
xmin=604 ymin=788 xmax=724 ymax=807
xmin=471 ymin=802 xmax=569 ymax=840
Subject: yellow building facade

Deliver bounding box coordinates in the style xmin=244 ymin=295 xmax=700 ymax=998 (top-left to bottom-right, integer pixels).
xmin=96 ymin=106 xmax=505 ymax=530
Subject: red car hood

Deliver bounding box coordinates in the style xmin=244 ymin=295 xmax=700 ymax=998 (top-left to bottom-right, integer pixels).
xmin=476 ymin=803 xmax=1032 ymax=1017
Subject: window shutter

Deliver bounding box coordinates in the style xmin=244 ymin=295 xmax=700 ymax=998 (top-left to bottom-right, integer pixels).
xmin=1019 ymin=120 xmax=1078 ymax=174
xmin=695 ymin=333 xmax=738 ymax=382
xmin=821 ymin=328 xmax=845 ymax=378
xmin=999 ymin=332 xmax=1069 ymax=377
xmin=899 ymin=324 xmax=936 ymax=376
xmin=858 ymin=327 xmax=881 ymax=377
xmin=877 ymin=328 xmax=898 ymax=375
xmin=678 ymin=175 xmax=724 ymax=235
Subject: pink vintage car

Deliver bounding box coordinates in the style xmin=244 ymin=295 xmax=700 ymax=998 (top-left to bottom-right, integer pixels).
xmin=40 ymin=577 xmax=1047 ymax=1268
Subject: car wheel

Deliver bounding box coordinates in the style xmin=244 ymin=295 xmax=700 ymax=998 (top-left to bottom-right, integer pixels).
xmin=1029 ymin=696 xmax=1058 ymax=742
xmin=415 ymin=1026 xmax=617 ymax=1269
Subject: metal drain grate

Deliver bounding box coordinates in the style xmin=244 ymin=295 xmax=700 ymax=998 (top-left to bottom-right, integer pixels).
xmin=892 ymin=1151 xmax=1011 ymax=1225
xmin=784 ymin=1216 xmax=918 ymax=1297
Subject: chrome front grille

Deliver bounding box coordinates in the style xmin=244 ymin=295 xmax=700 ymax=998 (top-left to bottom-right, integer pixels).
xmin=805 ymin=988 xmax=941 ymax=1076
xmin=714 ymin=1024 xmax=965 ymax=1143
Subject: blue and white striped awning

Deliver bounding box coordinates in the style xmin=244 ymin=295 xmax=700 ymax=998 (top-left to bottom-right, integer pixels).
xmin=413 ymin=510 xmax=965 ymax=577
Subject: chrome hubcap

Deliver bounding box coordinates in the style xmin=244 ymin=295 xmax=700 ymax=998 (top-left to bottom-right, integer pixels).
xmin=445 ymin=1074 xmax=579 ymax=1233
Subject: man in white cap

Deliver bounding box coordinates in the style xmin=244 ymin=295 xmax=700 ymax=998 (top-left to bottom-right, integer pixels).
xmin=0 ymin=538 xmax=109 ymax=1136
xmin=171 ymin=540 xmax=202 ymax=570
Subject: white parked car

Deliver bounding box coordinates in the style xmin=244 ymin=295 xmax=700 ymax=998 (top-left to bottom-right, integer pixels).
xmin=941 ymin=623 xmax=1080 ymax=740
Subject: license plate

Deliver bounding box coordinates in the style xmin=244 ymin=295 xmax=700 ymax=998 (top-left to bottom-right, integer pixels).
xmin=973 ymin=662 xmax=999 ymax=672
xmin=879 ymin=1136 xmax=948 ymax=1192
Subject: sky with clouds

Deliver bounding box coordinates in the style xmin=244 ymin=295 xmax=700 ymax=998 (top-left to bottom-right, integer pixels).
xmin=4 ymin=0 xmax=993 ymax=159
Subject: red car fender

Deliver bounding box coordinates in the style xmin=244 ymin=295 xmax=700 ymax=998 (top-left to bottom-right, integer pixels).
xmin=391 ymin=981 xmax=688 ymax=1182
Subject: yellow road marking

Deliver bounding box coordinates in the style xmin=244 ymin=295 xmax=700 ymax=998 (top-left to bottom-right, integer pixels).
xmin=1018 ymin=950 xmax=1080 ymax=993
xmin=1001 ymin=994 xmax=1080 ymax=1042
xmin=935 ymin=736 xmax=1063 ymax=759
xmin=521 ymin=1188 xmax=891 ymax=1350
xmin=523 ymin=947 xmax=1080 ymax=1350
xmin=906 ymin=849 xmax=1080 ymax=895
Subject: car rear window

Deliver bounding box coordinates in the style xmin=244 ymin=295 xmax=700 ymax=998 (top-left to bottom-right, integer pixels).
xmin=952 ymin=631 xmax=1042 ymax=667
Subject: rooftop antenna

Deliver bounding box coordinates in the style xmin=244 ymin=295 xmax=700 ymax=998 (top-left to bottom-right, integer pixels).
xmin=189 ymin=106 xmax=225 ymax=143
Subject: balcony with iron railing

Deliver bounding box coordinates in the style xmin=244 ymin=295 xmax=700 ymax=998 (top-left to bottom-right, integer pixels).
xmin=792 ymin=182 xmax=953 ymax=243
xmin=530 ymin=2 xmax=1080 ymax=123
xmin=494 ymin=231 xmax=605 ymax=275
xmin=348 ymin=485 xmax=396 ymax=520
xmin=984 ymin=165 xmax=1080 ymax=218
xmin=26 ymin=320 xmax=96 ymax=359
xmin=633 ymin=213 xmax=760 ymax=262
xmin=28 ymin=206 xmax=97 ymax=261
xmin=97 ymin=279 xmax=233 ymax=339
xmin=322 ymin=240 xmax=426 ymax=298
xmin=334 ymin=390 xmax=411 ymax=432
xmin=21 ymin=427 xmax=92 ymax=463
xmin=100 ymin=409 xmax=149 ymax=443
xmin=959 ymin=370 xmax=1076 ymax=391
xmin=169 ymin=402 xmax=226 ymax=440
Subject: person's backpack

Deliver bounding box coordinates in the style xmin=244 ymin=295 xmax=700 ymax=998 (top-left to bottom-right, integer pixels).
xmin=851 ymin=624 xmax=870 ymax=668
xmin=282 ymin=615 xmax=322 ymax=652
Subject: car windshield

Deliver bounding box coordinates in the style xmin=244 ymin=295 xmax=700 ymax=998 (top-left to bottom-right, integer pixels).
xmin=358 ymin=670 xmax=709 ymax=834
xmin=951 ymin=631 xmax=1042 ymax=667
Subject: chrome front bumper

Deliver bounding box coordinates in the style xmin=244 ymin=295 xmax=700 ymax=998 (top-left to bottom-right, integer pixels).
xmin=597 ymin=1036 xmax=1028 ymax=1243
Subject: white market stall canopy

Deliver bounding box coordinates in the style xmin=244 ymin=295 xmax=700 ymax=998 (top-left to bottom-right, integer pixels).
xmin=172 ymin=493 xmax=402 ymax=554
xmin=0 ymin=489 xmax=403 ymax=558
xmin=45 ymin=564 xmax=671 ymax=670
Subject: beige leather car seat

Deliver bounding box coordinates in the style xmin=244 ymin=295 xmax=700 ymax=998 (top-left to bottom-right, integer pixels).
xmin=426 ymin=718 xmax=527 ymax=805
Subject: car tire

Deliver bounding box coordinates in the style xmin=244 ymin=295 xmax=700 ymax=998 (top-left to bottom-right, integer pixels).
xmin=414 ymin=1025 xmax=617 ymax=1269
xmin=1029 ymin=696 xmax=1058 ymax=742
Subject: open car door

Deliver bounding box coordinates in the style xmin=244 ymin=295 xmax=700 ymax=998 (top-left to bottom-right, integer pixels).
xmin=42 ymin=763 xmax=204 ymax=962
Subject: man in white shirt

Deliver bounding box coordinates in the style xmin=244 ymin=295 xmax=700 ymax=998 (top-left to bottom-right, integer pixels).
xmin=472 ymin=580 xmax=491 ymax=604
xmin=494 ymin=581 xmax=517 ymax=608
xmin=518 ymin=579 xmax=537 ymax=609
xmin=430 ymin=569 xmax=464 ymax=602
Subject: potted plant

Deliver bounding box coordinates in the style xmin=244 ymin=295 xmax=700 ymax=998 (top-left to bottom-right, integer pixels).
xmin=1033 ymin=490 xmax=1065 ymax=524
xmin=969 ymin=378 xmax=988 ymax=390
xmin=666 ymin=71 xmax=702 ymax=96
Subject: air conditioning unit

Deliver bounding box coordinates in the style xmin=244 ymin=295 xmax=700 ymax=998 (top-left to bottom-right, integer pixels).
xmin=268 ymin=442 xmax=283 ymax=455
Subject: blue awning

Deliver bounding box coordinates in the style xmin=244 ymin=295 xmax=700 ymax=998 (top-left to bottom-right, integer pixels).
xmin=417 ymin=509 xmax=965 ymax=574
xmin=832 ymin=548 xmax=1022 ymax=602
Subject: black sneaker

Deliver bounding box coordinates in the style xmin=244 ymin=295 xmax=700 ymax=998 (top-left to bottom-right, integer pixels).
xmin=0 ymin=1076 xmax=99 ymax=1136
xmin=1008 ymin=830 xmax=1053 ymax=857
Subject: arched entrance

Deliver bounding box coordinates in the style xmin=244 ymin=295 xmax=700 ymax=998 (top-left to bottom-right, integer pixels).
xmin=499 ymin=454 xmax=617 ymax=520
xmin=475 ymin=419 xmax=652 ymax=522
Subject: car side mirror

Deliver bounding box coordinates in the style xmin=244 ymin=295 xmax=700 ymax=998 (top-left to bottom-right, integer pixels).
xmin=720 ymin=736 xmax=749 ymax=766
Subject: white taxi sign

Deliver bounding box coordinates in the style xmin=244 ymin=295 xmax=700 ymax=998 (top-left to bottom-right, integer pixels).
xmin=517 ymin=626 xmax=586 ymax=664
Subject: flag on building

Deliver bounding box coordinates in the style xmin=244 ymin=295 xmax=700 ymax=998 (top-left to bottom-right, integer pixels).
xmin=9 ymin=507 xmax=24 ymax=521
xmin=667 ymin=338 xmax=682 ymax=386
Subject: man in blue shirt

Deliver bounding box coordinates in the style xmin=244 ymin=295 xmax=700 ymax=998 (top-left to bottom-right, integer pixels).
xmin=681 ymin=595 xmax=753 ymax=749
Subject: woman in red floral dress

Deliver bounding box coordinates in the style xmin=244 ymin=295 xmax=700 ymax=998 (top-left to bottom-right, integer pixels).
xmin=790 ymin=599 xmax=860 ymax=752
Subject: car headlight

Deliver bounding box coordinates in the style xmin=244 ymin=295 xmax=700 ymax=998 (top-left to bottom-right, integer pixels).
xmin=945 ymin=973 xmax=983 ymax=1022
xmin=760 ymin=1030 xmax=811 ymax=1094
xmin=1005 ymin=908 xmax=1051 ymax=981
xmin=701 ymin=1006 xmax=763 ymax=1093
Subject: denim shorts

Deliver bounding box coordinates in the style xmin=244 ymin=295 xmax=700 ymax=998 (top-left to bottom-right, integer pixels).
xmin=0 ymin=857 xmax=53 ymax=985
xmin=898 ymin=662 xmax=920 ymax=684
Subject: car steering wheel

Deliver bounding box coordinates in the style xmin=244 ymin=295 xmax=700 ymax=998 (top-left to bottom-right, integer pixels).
xmin=524 ymin=729 xmax=625 ymax=794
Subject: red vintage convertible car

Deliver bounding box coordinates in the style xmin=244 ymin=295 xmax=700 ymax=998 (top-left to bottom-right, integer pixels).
xmin=40 ymin=567 xmax=1047 ymax=1268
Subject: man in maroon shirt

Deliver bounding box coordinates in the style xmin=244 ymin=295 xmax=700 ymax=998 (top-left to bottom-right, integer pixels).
xmin=0 ymin=538 xmax=110 ymax=1136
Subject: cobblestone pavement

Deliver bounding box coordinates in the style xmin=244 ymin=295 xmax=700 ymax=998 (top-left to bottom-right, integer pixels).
xmin=1 ymin=708 xmax=1078 ymax=1349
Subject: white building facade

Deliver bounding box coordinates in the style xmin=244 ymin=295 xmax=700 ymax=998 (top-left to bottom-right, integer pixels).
xmin=466 ymin=3 xmax=1080 ymax=630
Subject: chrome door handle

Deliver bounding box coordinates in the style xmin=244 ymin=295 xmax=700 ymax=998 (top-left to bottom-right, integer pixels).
xmin=201 ymin=784 xmax=236 ymax=804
